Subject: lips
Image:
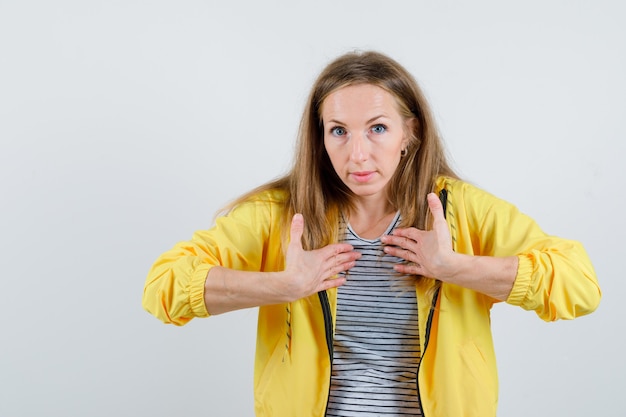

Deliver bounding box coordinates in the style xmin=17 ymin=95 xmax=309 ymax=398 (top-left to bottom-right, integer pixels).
xmin=350 ymin=171 xmax=375 ymax=183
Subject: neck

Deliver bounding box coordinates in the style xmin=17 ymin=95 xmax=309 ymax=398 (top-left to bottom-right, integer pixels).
xmin=348 ymin=198 xmax=397 ymax=239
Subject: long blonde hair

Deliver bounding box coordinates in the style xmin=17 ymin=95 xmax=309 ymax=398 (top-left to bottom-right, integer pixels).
xmin=223 ymin=50 xmax=458 ymax=250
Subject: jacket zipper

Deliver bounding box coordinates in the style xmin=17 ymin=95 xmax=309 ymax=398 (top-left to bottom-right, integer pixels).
xmin=416 ymin=188 xmax=448 ymax=416
xmin=416 ymin=286 xmax=440 ymax=417
xmin=322 ymin=189 xmax=448 ymax=416
xmin=319 ymin=290 xmax=334 ymax=416
xmin=319 ymin=272 xmax=439 ymax=417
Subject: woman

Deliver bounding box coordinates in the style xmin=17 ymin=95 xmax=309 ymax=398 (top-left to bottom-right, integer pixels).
xmin=142 ymin=51 xmax=601 ymax=416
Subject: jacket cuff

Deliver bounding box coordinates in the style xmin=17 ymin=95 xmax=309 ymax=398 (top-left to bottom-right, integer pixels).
xmin=189 ymin=264 xmax=211 ymax=318
xmin=506 ymin=254 xmax=533 ymax=306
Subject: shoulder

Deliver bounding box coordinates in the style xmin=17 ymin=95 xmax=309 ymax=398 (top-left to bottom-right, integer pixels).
xmin=436 ymin=176 xmax=494 ymax=199
xmin=435 ymin=176 xmax=501 ymax=208
xmin=253 ymin=188 xmax=289 ymax=204
xmin=434 ymin=176 xmax=523 ymax=224
xmin=235 ymin=188 xmax=289 ymax=209
xmin=224 ymin=188 xmax=289 ymax=226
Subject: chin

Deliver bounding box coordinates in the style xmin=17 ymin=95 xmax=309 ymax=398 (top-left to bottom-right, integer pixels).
xmin=349 ymin=187 xmax=385 ymax=198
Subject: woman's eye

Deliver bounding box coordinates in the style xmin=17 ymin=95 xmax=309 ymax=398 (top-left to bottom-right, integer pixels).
xmin=331 ymin=127 xmax=346 ymax=136
xmin=371 ymin=124 xmax=387 ymax=134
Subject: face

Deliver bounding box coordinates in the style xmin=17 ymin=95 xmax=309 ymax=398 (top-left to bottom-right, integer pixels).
xmin=321 ymin=84 xmax=410 ymax=204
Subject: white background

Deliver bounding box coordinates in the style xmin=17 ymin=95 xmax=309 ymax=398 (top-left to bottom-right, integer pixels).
xmin=1 ymin=1 xmax=624 ymax=416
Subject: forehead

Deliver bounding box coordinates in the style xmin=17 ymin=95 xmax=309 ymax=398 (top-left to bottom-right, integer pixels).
xmin=320 ymin=84 xmax=401 ymax=120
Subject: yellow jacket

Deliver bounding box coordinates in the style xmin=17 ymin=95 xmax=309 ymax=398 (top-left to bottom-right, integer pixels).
xmin=143 ymin=177 xmax=601 ymax=417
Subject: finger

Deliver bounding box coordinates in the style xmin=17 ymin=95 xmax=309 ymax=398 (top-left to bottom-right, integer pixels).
xmin=388 ymin=225 xmax=421 ymax=241
xmin=289 ymin=213 xmax=304 ymax=249
xmin=383 ymin=244 xmax=416 ymax=262
xmin=332 ymin=251 xmax=361 ymax=267
xmin=326 ymin=259 xmax=357 ymax=278
xmin=382 ymin=231 xmax=418 ymax=249
xmin=394 ymin=262 xmax=423 ymax=276
xmin=427 ymin=192 xmax=445 ymax=223
xmin=319 ymin=275 xmax=347 ymax=291
xmin=321 ymin=242 xmax=358 ymax=259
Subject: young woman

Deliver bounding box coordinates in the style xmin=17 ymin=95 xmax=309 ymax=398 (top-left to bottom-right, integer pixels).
xmin=143 ymin=51 xmax=601 ymax=417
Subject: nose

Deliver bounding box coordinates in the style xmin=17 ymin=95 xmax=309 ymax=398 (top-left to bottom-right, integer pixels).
xmin=350 ymin=132 xmax=369 ymax=162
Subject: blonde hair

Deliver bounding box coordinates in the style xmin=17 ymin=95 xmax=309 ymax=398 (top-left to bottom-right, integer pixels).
xmin=223 ymin=50 xmax=458 ymax=251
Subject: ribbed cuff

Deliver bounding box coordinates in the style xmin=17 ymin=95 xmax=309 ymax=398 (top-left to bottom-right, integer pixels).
xmin=189 ymin=264 xmax=212 ymax=318
xmin=506 ymin=254 xmax=533 ymax=306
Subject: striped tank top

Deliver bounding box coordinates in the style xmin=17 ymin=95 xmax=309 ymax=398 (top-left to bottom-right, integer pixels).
xmin=326 ymin=212 xmax=422 ymax=416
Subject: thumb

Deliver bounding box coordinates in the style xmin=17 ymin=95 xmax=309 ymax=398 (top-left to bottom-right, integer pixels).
xmin=427 ymin=192 xmax=445 ymax=222
xmin=289 ymin=213 xmax=305 ymax=249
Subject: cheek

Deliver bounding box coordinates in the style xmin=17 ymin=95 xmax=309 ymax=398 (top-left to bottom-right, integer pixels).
xmin=323 ymin=135 xmax=336 ymax=156
xmin=381 ymin=147 xmax=403 ymax=174
xmin=324 ymin=141 xmax=347 ymax=163
xmin=323 ymin=144 xmax=342 ymax=173
xmin=386 ymin=155 xmax=402 ymax=172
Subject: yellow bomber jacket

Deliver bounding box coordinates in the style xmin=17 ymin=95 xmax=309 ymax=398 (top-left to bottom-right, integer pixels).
xmin=143 ymin=177 xmax=601 ymax=417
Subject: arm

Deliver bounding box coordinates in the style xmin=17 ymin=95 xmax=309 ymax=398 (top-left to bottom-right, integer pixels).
xmin=141 ymin=197 xmax=277 ymax=325
xmin=383 ymin=193 xmax=518 ymax=301
xmin=142 ymin=195 xmax=359 ymax=324
xmin=465 ymin=184 xmax=601 ymax=320
xmin=383 ymin=182 xmax=601 ymax=321
xmin=204 ymin=213 xmax=360 ymax=315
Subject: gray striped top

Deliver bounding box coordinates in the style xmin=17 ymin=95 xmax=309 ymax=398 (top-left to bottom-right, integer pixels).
xmin=326 ymin=212 xmax=422 ymax=416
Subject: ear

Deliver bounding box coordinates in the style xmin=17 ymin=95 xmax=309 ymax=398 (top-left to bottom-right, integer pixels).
xmin=403 ymin=117 xmax=418 ymax=149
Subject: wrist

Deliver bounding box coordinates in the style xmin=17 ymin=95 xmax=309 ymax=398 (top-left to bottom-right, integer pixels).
xmin=266 ymin=270 xmax=296 ymax=303
xmin=436 ymin=252 xmax=468 ymax=283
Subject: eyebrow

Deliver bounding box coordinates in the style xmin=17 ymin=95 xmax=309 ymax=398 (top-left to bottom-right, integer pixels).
xmin=326 ymin=114 xmax=388 ymax=125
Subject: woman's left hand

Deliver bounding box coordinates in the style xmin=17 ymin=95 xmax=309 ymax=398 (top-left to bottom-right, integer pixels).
xmin=381 ymin=192 xmax=456 ymax=280
xmin=382 ymin=192 xmax=517 ymax=300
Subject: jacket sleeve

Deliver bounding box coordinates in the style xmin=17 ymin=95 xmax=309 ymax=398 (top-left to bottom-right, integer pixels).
xmin=450 ymin=180 xmax=601 ymax=321
xmin=142 ymin=195 xmax=281 ymax=326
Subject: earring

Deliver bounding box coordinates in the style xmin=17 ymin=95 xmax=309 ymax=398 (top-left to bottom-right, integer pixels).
xmin=400 ymin=148 xmax=407 ymax=157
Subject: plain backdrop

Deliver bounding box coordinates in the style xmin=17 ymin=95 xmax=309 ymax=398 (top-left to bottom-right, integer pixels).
xmin=1 ymin=1 xmax=624 ymax=416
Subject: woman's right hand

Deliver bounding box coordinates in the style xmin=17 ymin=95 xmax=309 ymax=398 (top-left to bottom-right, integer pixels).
xmin=204 ymin=214 xmax=361 ymax=315
xmin=282 ymin=213 xmax=361 ymax=300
